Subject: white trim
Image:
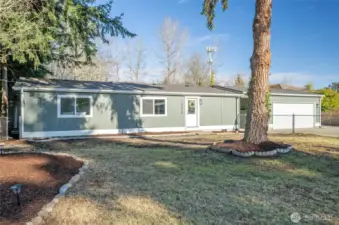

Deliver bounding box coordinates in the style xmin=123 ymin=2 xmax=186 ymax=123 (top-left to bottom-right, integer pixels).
xmin=21 ymin=125 xmax=237 ymax=139
xmin=57 ymin=95 xmax=93 ymax=118
xmin=184 ymin=96 xmax=200 ymax=128
xmin=22 ymin=127 xmax=186 ymax=138
xmin=140 ymin=97 xmax=167 ymax=117
xmin=13 ymin=87 xmax=242 ymax=97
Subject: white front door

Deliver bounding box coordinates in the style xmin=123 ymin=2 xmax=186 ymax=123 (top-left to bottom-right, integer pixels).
xmin=186 ymin=98 xmax=198 ymax=128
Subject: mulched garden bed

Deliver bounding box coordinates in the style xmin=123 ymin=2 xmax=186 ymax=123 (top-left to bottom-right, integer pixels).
xmin=0 ymin=153 xmax=83 ymax=225
xmin=210 ymin=140 xmax=292 ymax=157
xmin=215 ymin=140 xmax=288 ymax=152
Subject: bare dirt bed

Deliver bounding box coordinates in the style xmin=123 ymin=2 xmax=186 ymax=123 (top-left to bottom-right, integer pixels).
xmin=216 ymin=140 xmax=289 ymax=152
xmin=0 ymin=153 xmax=83 ymax=225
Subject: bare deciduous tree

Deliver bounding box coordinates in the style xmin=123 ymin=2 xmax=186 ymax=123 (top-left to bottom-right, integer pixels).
xmin=232 ymin=73 xmax=246 ymax=88
xmin=48 ymin=49 xmax=117 ymax=81
xmin=125 ymin=39 xmax=147 ymax=82
xmin=183 ymin=53 xmax=209 ymax=86
xmin=159 ymin=17 xmax=188 ymax=84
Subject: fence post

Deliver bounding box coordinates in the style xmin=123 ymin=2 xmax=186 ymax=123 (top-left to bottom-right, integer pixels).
xmin=292 ymin=114 xmax=295 ymax=134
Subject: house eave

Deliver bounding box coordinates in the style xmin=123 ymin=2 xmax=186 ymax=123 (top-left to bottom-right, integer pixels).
xmin=13 ymin=86 xmax=243 ymax=97
xmin=270 ymin=93 xmax=323 ymax=97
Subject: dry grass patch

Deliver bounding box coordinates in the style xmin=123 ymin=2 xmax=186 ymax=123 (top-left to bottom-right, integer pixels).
xmin=43 ymin=196 xmax=186 ymax=225
xmin=32 ymin=133 xmax=339 ymax=225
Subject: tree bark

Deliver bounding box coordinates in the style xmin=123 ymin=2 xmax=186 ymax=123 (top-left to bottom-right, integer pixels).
xmin=244 ymin=0 xmax=272 ymax=144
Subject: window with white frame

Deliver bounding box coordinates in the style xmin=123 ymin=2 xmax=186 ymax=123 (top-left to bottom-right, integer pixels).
xmin=58 ymin=95 xmax=92 ymax=118
xmin=141 ymin=97 xmax=167 ymax=116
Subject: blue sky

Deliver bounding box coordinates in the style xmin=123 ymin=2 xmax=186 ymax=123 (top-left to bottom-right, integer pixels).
xmin=102 ymin=0 xmax=339 ymax=88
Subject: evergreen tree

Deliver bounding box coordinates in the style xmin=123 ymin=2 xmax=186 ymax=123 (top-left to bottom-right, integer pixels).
xmin=0 ymin=0 xmax=135 ymax=117
xmin=210 ymin=70 xmax=215 ymax=86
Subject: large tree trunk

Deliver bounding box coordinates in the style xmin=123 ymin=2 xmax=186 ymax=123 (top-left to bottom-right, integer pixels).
xmin=244 ymin=0 xmax=272 ymax=144
xmin=1 ymin=48 xmax=8 ymax=118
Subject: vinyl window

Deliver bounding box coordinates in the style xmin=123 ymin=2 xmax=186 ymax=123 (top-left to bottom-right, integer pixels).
xmin=140 ymin=97 xmax=167 ymax=117
xmin=57 ymin=95 xmax=93 ymax=118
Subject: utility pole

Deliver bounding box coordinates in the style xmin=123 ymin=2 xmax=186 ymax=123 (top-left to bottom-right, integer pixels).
xmin=206 ymin=46 xmax=216 ymax=86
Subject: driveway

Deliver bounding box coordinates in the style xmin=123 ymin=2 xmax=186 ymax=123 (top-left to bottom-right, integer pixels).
xmin=269 ymin=126 xmax=339 ymax=137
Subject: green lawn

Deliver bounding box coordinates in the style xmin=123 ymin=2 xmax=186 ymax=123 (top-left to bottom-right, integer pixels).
xmin=33 ymin=133 xmax=339 ymax=225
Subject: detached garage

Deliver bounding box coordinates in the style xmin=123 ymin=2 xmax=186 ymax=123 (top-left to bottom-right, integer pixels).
xmin=272 ymin=103 xmax=314 ymax=129
xmin=271 ymin=92 xmax=322 ymax=129
xmin=221 ymin=87 xmax=323 ymax=130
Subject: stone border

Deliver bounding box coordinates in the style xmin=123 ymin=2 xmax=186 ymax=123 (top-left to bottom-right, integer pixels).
xmin=1 ymin=150 xmax=88 ymax=225
xmin=209 ymin=143 xmax=292 ymax=157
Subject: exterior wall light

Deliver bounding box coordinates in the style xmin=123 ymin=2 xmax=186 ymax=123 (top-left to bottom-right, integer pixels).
xmin=10 ymin=184 xmax=22 ymax=206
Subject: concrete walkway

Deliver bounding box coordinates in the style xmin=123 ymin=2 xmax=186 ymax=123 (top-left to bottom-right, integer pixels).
xmin=269 ymin=126 xmax=339 ymax=137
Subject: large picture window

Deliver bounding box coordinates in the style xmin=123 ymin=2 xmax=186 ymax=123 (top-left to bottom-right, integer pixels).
xmin=58 ymin=95 xmax=93 ymax=118
xmin=140 ymin=97 xmax=167 ymax=117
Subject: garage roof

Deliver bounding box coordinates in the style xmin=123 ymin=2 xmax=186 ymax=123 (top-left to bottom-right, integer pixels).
xmin=217 ymin=86 xmax=323 ymax=97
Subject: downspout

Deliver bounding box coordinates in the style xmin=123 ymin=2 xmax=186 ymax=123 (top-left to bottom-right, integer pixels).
xmin=319 ymin=95 xmax=323 ymax=128
xmin=221 ymin=97 xmax=223 ymax=127
xmin=236 ymin=97 xmax=239 ymax=131
xmin=19 ymin=88 xmax=24 ymax=139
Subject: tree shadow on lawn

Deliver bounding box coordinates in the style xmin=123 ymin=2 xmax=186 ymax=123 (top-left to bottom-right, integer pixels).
xmin=30 ymin=138 xmax=339 ymax=224
xmin=126 ymin=133 xmax=241 ymax=146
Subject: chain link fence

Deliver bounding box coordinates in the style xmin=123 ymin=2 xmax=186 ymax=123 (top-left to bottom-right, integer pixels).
xmin=239 ymin=114 xmax=321 ymax=133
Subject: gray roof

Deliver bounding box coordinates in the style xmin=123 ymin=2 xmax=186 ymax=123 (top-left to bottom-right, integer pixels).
xmin=13 ymin=78 xmax=322 ymax=97
xmin=13 ymin=78 xmax=239 ymax=95
xmin=217 ymin=86 xmax=322 ymax=96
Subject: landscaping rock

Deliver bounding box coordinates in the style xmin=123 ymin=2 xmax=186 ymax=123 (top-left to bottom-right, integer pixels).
xmin=38 ymin=209 xmax=48 ymax=218
xmin=232 ymin=150 xmax=254 ymax=157
xmin=59 ymin=183 xmax=72 ymax=194
xmin=45 ymin=202 xmax=55 ymax=213
xmin=31 ymin=216 xmax=42 ymax=225
xmin=277 ymin=148 xmax=291 ymax=154
xmin=69 ymin=174 xmax=80 ymax=184
xmin=255 ymin=150 xmax=277 ymax=157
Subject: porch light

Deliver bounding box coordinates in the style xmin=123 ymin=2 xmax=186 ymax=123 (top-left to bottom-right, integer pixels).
xmin=10 ymin=184 xmax=22 ymax=206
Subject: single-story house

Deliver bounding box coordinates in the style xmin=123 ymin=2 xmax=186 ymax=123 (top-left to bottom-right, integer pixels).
xmin=10 ymin=78 xmax=322 ymax=139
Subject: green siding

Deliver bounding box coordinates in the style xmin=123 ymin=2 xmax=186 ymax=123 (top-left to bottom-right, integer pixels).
xmin=23 ymin=92 xmax=185 ymax=132
xmin=200 ymin=97 xmax=237 ymax=127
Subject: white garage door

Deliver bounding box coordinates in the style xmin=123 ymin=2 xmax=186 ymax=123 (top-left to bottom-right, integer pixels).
xmin=272 ymin=103 xmax=314 ymax=129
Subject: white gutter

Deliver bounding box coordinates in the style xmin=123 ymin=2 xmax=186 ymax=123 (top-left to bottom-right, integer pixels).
xmin=271 ymin=93 xmax=323 ymax=97
xmin=239 ymin=91 xmax=322 ymax=98
xmin=12 ymin=87 xmax=242 ymax=97
xmin=13 ymin=86 xmax=323 ymax=98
